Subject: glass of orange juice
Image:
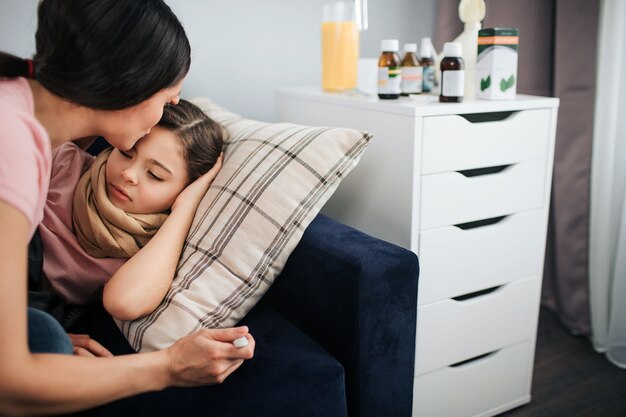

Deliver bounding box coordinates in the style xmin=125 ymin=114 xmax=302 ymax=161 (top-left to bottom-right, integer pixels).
xmin=322 ymin=2 xmax=359 ymax=92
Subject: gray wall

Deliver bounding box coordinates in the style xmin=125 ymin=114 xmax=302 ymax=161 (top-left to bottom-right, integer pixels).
xmin=0 ymin=0 xmax=436 ymax=121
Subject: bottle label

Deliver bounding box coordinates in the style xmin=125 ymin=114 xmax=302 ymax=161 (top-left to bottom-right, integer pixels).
xmin=378 ymin=67 xmax=401 ymax=95
xmin=442 ymin=70 xmax=465 ymax=97
xmin=422 ymin=66 xmax=436 ymax=92
xmin=401 ymin=66 xmax=423 ymax=94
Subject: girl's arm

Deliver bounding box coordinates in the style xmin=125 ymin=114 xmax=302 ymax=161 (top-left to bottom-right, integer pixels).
xmin=0 ymin=199 xmax=253 ymax=416
xmin=103 ymin=156 xmax=223 ymax=321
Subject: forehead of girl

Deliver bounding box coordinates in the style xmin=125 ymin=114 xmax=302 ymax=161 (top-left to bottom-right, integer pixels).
xmin=132 ymin=127 xmax=186 ymax=178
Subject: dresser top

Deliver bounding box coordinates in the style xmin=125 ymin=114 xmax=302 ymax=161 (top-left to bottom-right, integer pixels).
xmin=276 ymin=86 xmax=560 ymax=117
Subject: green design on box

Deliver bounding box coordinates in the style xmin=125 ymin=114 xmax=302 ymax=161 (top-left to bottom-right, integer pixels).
xmin=500 ymin=75 xmax=515 ymax=92
xmin=480 ymin=75 xmax=491 ymax=91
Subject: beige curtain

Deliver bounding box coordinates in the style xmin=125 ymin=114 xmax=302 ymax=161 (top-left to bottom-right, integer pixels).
xmin=589 ymin=0 xmax=626 ymax=368
xmin=435 ymin=0 xmax=600 ymax=336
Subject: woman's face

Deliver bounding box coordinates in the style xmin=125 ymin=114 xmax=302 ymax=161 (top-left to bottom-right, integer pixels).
xmin=105 ymin=126 xmax=188 ymax=214
xmin=99 ymin=80 xmax=183 ymax=151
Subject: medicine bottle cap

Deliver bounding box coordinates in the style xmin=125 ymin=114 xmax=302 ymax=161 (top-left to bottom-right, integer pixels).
xmin=381 ymin=39 xmax=399 ymax=52
xmin=403 ymin=43 xmax=418 ymax=53
xmin=420 ymin=37 xmax=433 ymax=57
xmin=443 ymin=42 xmax=462 ymax=58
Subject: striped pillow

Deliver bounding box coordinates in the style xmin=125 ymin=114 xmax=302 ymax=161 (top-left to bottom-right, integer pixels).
xmin=117 ymin=98 xmax=371 ymax=352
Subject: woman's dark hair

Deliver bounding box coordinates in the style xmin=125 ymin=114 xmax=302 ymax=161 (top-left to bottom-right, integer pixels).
xmin=0 ymin=0 xmax=190 ymax=110
xmin=158 ymin=99 xmax=224 ymax=184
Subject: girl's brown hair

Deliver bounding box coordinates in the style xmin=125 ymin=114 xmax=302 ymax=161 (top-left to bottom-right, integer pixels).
xmin=157 ymin=100 xmax=224 ymax=184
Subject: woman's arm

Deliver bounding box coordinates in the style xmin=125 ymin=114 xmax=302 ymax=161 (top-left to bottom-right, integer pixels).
xmin=0 ymin=200 xmax=253 ymax=416
xmin=103 ymin=156 xmax=223 ymax=321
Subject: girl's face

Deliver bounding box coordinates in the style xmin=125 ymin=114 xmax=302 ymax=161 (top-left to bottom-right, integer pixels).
xmin=99 ymin=80 xmax=183 ymax=151
xmin=105 ymin=127 xmax=188 ymax=214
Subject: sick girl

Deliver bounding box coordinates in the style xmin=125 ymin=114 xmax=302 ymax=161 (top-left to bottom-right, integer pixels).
xmin=38 ymin=99 xmax=224 ymax=322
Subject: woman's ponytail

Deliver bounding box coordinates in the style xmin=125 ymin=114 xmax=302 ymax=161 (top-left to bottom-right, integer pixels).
xmin=0 ymin=52 xmax=36 ymax=79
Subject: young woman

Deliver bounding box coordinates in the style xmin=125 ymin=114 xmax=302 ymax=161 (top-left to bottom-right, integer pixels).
xmin=0 ymin=0 xmax=254 ymax=415
xmin=38 ymin=99 xmax=224 ymax=322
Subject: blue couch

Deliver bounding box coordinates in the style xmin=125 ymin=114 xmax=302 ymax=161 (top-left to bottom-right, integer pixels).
xmin=66 ymin=214 xmax=420 ymax=417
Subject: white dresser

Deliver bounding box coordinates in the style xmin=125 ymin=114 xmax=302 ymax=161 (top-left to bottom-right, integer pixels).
xmin=275 ymin=87 xmax=559 ymax=417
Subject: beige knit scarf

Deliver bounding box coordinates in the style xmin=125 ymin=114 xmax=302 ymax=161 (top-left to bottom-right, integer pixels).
xmin=72 ymin=148 xmax=168 ymax=259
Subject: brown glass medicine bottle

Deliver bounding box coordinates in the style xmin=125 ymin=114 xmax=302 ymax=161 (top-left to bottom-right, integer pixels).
xmin=440 ymin=42 xmax=465 ymax=103
xmin=400 ymin=43 xmax=422 ymax=95
xmin=378 ymin=39 xmax=402 ymax=99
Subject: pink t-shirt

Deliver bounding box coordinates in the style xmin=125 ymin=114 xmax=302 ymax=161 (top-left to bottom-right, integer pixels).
xmin=39 ymin=143 xmax=125 ymax=304
xmin=0 ymin=77 xmax=51 ymax=238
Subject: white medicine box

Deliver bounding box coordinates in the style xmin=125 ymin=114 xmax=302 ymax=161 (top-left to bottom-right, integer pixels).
xmin=476 ymin=28 xmax=519 ymax=100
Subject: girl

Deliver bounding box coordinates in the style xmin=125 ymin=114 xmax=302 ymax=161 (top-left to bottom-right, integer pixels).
xmin=0 ymin=0 xmax=253 ymax=415
xmin=38 ymin=100 xmax=224 ymax=322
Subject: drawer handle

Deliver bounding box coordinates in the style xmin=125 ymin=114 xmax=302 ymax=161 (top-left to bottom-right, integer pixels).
xmin=455 ymin=215 xmax=508 ymax=230
xmin=452 ymin=285 xmax=501 ymax=301
xmin=457 ymin=164 xmax=510 ymax=177
xmin=449 ymin=350 xmax=499 ymax=368
xmin=459 ymin=111 xmax=519 ymax=123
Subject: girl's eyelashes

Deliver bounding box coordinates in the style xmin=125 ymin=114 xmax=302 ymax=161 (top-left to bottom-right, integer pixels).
xmin=148 ymin=171 xmax=164 ymax=182
xmin=117 ymin=149 xmax=165 ymax=182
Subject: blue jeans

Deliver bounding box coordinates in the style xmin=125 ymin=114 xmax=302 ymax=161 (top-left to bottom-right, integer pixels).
xmin=28 ymin=307 xmax=73 ymax=354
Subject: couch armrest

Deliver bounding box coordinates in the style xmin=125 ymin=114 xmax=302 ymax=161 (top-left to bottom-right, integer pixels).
xmin=267 ymin=214 xmax=419 ymax=417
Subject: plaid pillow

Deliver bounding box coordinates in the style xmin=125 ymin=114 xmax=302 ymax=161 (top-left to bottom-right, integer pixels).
xmin=116 ymin=98 xmax=371 ymax=352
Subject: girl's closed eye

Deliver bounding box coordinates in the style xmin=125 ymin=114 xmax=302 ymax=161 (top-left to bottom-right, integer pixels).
xmin=119 ymin=150 xmax=133 ymax=159
xmin=148 ymin=171 xmax=164 ymax=182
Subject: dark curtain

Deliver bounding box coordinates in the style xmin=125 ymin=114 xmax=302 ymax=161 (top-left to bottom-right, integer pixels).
xmin=435 ymin=0 xmax=600 ymax=336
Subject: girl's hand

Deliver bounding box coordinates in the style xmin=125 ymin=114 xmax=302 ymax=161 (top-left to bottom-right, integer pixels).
xmin=172 ymin=153 xmax=223 ymax=214
xmin=68 ymin=334 xmax=113 ymax=357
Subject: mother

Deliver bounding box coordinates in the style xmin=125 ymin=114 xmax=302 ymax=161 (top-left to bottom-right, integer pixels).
xmin=0 ymin=0 xmax=254 ymax=415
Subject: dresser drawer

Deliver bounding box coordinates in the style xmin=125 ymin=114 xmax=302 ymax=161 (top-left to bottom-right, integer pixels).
xmin=420 ymin=159 xmax=546 ymax=230
xmin=418 ymin=210 xmax=546 ymax=305
xmin=422 ymin=109 xmax=551 ymax=174
xmin=413 ymin=340 xmax=532 ymax=417
xmin=414 ymin=278 xmax=540 ymax=376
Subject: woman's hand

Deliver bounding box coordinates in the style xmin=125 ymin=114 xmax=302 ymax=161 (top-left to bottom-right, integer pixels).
xmin=171 ymin=153 xmax=223 ymax=214
xmin=165 ymin=326 xmax=255 ymax=386
xmin=68 ymin=334 xmax=113 ymax=357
